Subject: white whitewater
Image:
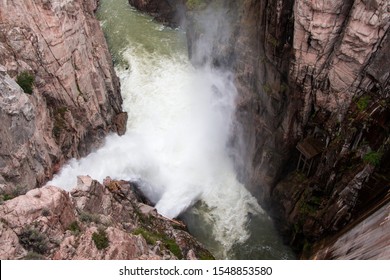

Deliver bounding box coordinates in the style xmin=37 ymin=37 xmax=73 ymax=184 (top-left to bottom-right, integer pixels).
xmin=48 ymin=2 xmax=263 ymax=257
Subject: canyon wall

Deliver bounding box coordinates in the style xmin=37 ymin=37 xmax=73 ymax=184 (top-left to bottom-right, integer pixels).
xmin=0 ymin=0 xmax=127 ymax=194
xmin=128 ymin=0 xmax=389 ymax=256
xmin=185 ymin=0 xmax=389 ymax=255
xmin=0 ymin=0 xmax=387 ymax=259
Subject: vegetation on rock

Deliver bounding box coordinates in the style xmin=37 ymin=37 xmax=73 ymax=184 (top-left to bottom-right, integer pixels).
xmin=79 ymin=210 xmax=101 ymax=224
xmin=18 ymin=227 xmax=48 ymax=254
xmin=356 ymin=95 xmax=371 ymax=112
xmin=197 ymin=250 xmax=215 ymax=260
xmin=0 ymin=185 xmax=26 ymax=203
xmin=16 ymin=71 xmax=34 ymax=94
xmin=92 ymin=228 xmax=109 ymax=250
xmin=363 ymin=151 xmax=383 ymax=166
xmin=68 ymin=221 xmax=81 ymax=235
xmin=133 ymin=227 xmax=183 ymax=259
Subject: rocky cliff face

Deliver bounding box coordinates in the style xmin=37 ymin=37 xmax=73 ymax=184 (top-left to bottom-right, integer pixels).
xmin=309 ymin=199 xmax=389 ymax=259
xmin=0 ymin=176 xmax=213 ymax=260
xmin=0 ymin=0 xmax=127 ymax=194
xmin=1 ymin=0 xmax=387 ymax=260
xmin=185 ymin=0 xmax=390 ymax=256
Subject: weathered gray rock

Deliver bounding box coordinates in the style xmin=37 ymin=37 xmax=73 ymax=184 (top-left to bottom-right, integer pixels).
xmin=0 ymin=185 xmax=75 ymax=259
xmin=0 ymin=66 xmax=41 ymax=193
xmin=0 ymin=0 xmax=127 ymax=192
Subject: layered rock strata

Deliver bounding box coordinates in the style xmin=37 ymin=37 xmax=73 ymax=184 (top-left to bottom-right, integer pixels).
xmin=0 ymin=176 xmax=213 ymax=260
xmin=0 ymin=0 xmax=127 ymax=193
xmin=185 ymin=0 xmax=390 ymax=256
xmin=309 ymin=200 xmax=390 ymax=260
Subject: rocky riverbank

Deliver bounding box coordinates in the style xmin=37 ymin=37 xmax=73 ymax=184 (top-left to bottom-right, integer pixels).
xmin=0 ymin=176 xmax=213 ymax=260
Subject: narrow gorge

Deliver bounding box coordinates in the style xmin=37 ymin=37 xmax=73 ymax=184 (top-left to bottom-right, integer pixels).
xmin=0 ymin=0 xmax=389 ymax=260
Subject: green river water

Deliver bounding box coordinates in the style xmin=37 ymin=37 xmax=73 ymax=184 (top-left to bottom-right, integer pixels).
xmin=95 ymin=0 xmax=295 ymax=260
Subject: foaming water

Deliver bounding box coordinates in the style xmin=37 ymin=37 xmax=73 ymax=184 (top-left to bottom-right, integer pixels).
xmin=48 ymin=0 xmax=294 ymax=259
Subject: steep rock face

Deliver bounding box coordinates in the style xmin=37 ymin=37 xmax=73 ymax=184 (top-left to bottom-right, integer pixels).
xmin=272 ymin=0 xmax=390 ymax=252
xmin=186 ymin=0 xmax=390 ymax=255
xmin=309 ymin=200 xmax=390 ymax=260
xmin=0 ymin=0 xmax=127 ymax=192
xmin=0 ymin=67 xmax=40 ymax=195
xmin=291 ymin=0 xmax=389 ymax=119
xmin=0 ymin=176 xmax=213 ymax=260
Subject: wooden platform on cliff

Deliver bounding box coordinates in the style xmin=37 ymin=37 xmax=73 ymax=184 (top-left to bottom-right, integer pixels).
xmin=296 ymin=136 xmax=326 ymax=176
xmin=296 ymin=136 xmax=325 ymax=160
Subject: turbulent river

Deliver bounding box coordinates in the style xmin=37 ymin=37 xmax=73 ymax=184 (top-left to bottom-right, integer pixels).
xmin=49 ymin=0 xmax=294 ymax=259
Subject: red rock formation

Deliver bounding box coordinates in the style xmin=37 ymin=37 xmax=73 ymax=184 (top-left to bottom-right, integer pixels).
xmin=0 ymin=0 xmax=127 ymax=192
xmin=0 ymin=176 xmax=213 ymax=260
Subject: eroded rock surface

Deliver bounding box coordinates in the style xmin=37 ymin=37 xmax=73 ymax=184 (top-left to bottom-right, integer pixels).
xmin=310 ymin=201 xmax=390 ymax=260
xmin=0 ymin=176 xmax=213 ymax=260
xmin=185 ymin=0 xmax=390 ymax=256
xmin=0 ymin=0 xmax=127 ymax=192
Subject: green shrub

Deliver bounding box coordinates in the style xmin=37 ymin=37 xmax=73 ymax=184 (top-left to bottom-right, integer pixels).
xmin=356 ymin=95 xmax=371 ymax=111
xmin=0 ymin=185 xmax=26 ymax=202
xmin=198 ymin=250 xmax=215 ymax=260
xmin=68 ymin=221 xmax=81 ymax=235
xmin=133 ymin=228 xmax=159 ymax=245
xmin=133 ymin=228 xmax=183 ymax=259
xmin=163 ymin=238 xmax=183 ymax=260
xmin=18 ymin=227 xmax=48 ymax=254
xmin=92 ymin=228 xmax=109 ymax=250
xmin=79 ymin=211 xmax=101 ymax=224
xmin=2 ymin=194 xmax=14 ymax=201
xmin=363 ymin=151 xmax=382 ymax=166
xmin=16 ymin=71 xmax=35 ymax=94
